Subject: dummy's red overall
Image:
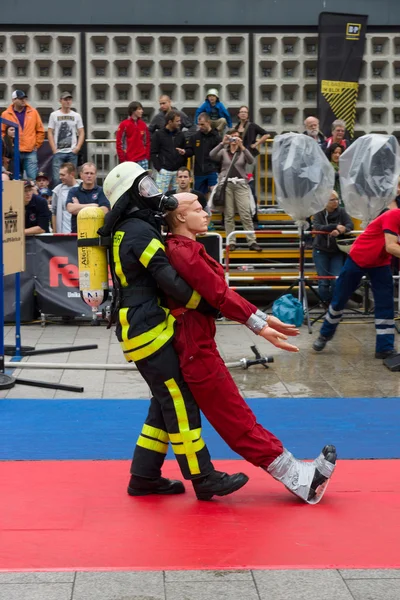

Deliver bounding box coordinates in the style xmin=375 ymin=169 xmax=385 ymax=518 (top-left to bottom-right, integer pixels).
xmin=166 ymin=235 xmax=283 ymax=468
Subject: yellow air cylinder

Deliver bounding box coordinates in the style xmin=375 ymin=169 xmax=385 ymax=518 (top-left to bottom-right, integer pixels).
xmin=77 ymin=206 xmax=109 ymax=308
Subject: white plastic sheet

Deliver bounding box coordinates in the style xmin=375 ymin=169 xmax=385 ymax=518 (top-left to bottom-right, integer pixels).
xmin=272 ymin=133 xmax=335 ymax=221
xmin=339 ymin=134 xmax=400 ymax=225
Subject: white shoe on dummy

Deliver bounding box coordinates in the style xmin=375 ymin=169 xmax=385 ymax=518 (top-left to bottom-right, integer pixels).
xmin=267 ymin=445 xmax=337 ymax=504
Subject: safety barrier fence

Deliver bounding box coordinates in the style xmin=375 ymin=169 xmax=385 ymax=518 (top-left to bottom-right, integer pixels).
xmin=86 ymin=138 xmax=276 ymax=205
xmin=3 ymin=232 xmax=223 ymax=324
xmin=224 ymin=228 xmax=400 ymax=313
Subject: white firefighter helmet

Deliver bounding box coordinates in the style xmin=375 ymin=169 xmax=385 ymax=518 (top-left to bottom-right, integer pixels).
xmin=103 ymin=162 xmax=148 ymax=208
xmin=206 ymin=88 xmax=219 ymax=99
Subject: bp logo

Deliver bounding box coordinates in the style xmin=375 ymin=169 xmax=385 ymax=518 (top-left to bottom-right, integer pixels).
xmin=346 ymin=23 xmax=361 ymax=40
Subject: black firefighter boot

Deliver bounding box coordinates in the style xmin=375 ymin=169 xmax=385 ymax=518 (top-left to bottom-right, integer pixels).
xmin=128 ymin=475 xmax=185 ymax=496
xmin=192 ymin=470 xmax=249 ymax=501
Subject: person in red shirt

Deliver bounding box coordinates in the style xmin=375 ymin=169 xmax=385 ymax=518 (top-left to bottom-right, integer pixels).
xmin=313 ymin=198 xmax=400 ymax=358
xmin=164 ymin=192 xmax=337 ymax=504
xmin=116 ymin=101 xmax=150 ymax=169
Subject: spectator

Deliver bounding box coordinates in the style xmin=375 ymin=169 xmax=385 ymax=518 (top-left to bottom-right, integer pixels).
xmin=150 ymin=110 xmax=190 ymax=193
xmin=186 ymin=112 xmax=221 ymax=195
xmin=169 ymin=167 xmax=208 ymax=211
xmin=235 ymin=106 xmax=270 ymax=159
xmin=116 ymin=101 xmax=150 ymax=169
xmin=51 ymin=162 xmax=80 ymax=233
xmin=66 ymin=162 xmax=110 ymax=233
xmin=209 ymin=130 xmax=261 ymax=252
xmin=47 ymin=91 xmax=85 ymax=186
xmin=324 ymin=119 xmax=348 ymax=150
xmin=148 ymin=95 xmax=194 ymax=137
xmin=2 ymin=169 xmax=10 ymax=182
xmin=195 ymin=89 xmax=232 ymax=132
xmin=325 ymin=143 xmax=344 ymax=205
xmin=39 ymin=187 xmax=52 ymax=210
xmin=24 ymin=180 xmax=50 ymax=235
xmin=312 ymin=190 xmax=353 ymax=303
xmin=36 ymin=171 xmax=50 ymax=191
xmin=1 ymin=90 xmax=44 ymax=180
xmin=2 ymin=125 xmax=15 ymax=177
xmin=234 ymin=105 xmax=270 ymax=215
xmin=303 ymin=116 xmax=326 ymax=146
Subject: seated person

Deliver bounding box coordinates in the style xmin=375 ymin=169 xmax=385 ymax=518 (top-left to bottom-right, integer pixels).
xmin=24 ymin=180 xmax=50 ymax=235
xmin=163 ymin=192 xmax=337 ymax=505
xmin=195 ymin=89 xmax=232 ymax=133
xmin=312 ymin=190 xmax=354 ymax=304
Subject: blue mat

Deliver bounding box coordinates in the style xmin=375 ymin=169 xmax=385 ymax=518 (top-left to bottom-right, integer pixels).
xmin=1 ymin=397 xmax=400 ymax=460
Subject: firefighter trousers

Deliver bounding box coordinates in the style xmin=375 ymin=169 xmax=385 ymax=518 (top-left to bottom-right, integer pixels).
xmin=131 ymin=341 xmax=214 ymax=480
xmin=173 ymin=314 xmax=284 ymax=468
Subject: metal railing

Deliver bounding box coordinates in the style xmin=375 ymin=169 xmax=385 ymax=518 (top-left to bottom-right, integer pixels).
xmin=86 ymin=137 xmax=277 ymax=204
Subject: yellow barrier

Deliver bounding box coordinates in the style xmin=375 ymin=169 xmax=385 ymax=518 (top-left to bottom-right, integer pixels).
xmin=256 ymin=138 xmax=276 ymax=207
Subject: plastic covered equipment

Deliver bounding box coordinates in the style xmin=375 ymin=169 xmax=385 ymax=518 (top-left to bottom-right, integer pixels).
xmin=339 ymin=134 xmax=400 ymax=225
xmin=272 ymin=133 xmax=335 ymax=221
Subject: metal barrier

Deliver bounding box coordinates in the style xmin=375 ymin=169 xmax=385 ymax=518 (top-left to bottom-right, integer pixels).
xmin=86 ymin=137 xmax=277 ymax=204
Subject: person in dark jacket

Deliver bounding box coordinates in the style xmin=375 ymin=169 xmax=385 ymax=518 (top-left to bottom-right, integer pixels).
xmin=150 ymin=110 xmax=190 ymax=193
xmin=148 ymin=95 xmax=195 ymax=138
xmin=24 ymin=180 xmax=51 ymax=235
xmin=312 ymin=190 xmax=354 ymax=303
xmin=325 ymin=143 xmax=344 ymax=206
xmin=185 ymin=113 xmax=221 ymax=195
xmin=2 ymin=125 xmax=15 ymax=178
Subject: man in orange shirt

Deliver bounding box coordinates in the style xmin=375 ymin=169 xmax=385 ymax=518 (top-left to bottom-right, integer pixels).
xmin=1 ymin=90 xmax=45 ymax=180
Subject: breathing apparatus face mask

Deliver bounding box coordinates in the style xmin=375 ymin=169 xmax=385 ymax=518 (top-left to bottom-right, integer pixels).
xmin=138 ymin=175 xmax=178 ymax=213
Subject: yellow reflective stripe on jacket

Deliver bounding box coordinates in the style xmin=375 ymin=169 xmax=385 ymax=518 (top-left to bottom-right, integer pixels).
xmin=169 ymin=428 xmax=202 ymax=444
xmin=139 ymin=238 xmax=165 ymax=268
xmin=142 ymin=424 xmax=169 ymax=444
xmin=136 ymin=434 xmax=168 ymax=455
xmin=119 ymin=307 xmax=130 ymax=342
xmin=171 ymin=438 xmax=205 ymax=455
xmin=122 ymin=314 xmax=175 ymax=362
xmin=185 ymin=290 xmax=201 ymax=310
xmin=120 ymin=309 xmax=171 ymax=351
xmin=165 ymin=378 xmax=202 ymax=475
xmin=113 ymin=231 xmax=128 ymax=287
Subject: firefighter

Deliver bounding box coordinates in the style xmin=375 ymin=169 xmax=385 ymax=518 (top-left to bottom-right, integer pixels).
xmin=163 ymin=193 xmax=337 ymax=504
xmin=100 ymin=162 xmax=248 ymax=500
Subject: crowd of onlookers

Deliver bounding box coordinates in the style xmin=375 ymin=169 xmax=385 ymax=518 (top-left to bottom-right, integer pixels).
xmin=1 ymin=85 xmax=356 ymax=273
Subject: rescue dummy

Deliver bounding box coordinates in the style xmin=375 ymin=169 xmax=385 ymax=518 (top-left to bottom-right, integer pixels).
xmin=100 ymin=162 xmax=248 ymax=500
xmin=164 ymin=193 xmax=337 ymax=504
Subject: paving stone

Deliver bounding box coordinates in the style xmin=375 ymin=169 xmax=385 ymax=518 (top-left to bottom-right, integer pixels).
xmin=164 ymin=569 xmax=252 ymax=582
xmin=346 ymin=578 xmax=400 ymax=599
xmin=0 ymin=583 xmax=73 ymax=600
xmin=339 ymin=569 xmax=400 ymax=579
xmin=73 ymin=571 xmax=164 ymax=600
xmin=165 ymin=580 xmax=258 ymax=600
xmin=0 ymin=572 xmax=75 ymax=583
xmin=254 ymin=569 xmax=353 ymax=600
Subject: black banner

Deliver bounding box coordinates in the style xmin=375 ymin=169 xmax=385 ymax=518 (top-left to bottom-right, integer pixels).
xmin=317 ymin=12 xmax=368 ymax=138
xmin=4 ymin=233 xmax=223 ymax=322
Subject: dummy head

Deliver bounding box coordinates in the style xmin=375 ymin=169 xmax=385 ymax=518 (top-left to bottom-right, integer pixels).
xmin=164 ymin=192 xmax=209 ymax=238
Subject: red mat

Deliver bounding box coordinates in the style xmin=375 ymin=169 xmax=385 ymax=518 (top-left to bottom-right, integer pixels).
xmin=1 ymin=460 xmax=399 ymax=571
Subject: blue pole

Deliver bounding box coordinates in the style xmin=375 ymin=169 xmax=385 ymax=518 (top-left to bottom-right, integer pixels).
xmin=13 ymin=128 xmax=22 ymax=359
xmin=0 ymin=125 xmax=4 ymax=372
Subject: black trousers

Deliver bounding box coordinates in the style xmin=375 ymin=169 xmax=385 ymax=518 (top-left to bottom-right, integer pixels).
xmin=131 ymin=342 xmax=214 ymax=480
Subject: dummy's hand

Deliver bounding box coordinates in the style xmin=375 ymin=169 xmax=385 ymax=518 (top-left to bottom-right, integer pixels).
xmin=259 ymin=325 xmax=299 ymax=352
xmin=267 ymin=315 xmax=300 ymax=337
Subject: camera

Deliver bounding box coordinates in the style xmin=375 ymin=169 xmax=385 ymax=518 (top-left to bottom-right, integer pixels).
xmin=228 ymin=136 xmax=238 ymax=142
